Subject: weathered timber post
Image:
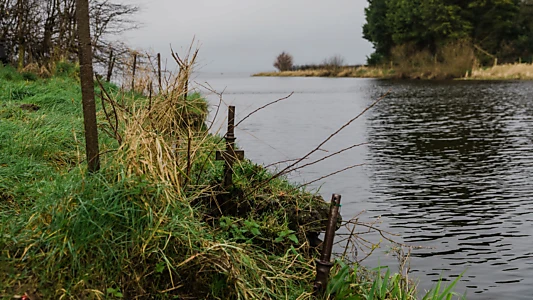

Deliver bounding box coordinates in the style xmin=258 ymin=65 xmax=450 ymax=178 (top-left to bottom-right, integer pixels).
xmin=106 ymin=50 xmax=115 ymax=82
xmin=76 ymin=0 xmax=100 ymax=172
xmin=131 ymin=53 xmax=137 ymax=91
xmin=216 ymin=106 xmax=244 ymax=189
xmin=157 ymin=53 xmax=162 ymax=92
xmin=314 ymin=194 xmax=342 ymax=295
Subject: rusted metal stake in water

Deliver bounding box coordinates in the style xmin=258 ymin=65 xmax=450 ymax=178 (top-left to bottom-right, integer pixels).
xmin=216 ymin=106 xmax=244 ymax=189
xmin=314 ymin=194 xmax=342 ymax=295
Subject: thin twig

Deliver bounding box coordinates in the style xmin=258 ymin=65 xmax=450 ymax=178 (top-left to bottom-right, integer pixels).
xmin=248 ymin=91 xmax=389 ymax=195
xmin=264 ymin=158 xmax=303 ymax=168
xmin=235 ymin=92 xmax=294 ymax=127
xmin=296 ymin=163 xmax=364 ymax=188
xmin=273 ymin=91 xmax=389 ymax=180
xmin=98 ymin=81 xmax=122 ymax=144
xmin=284 ymin=142 xmax=367 ymax=175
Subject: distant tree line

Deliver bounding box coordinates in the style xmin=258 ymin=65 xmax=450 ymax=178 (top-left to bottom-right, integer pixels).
xmin=0 ymin=0 xmax=138 ymax=69
xmin=363 ymin=0 xmax=533 ymax=65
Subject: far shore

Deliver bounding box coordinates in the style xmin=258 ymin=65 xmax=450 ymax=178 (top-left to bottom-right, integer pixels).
xmin=253 ymin=63 xmax=533 ymax=80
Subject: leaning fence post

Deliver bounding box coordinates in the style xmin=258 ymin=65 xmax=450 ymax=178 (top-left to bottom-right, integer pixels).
xmin=314 ymin=193 xmax=342 ymax=295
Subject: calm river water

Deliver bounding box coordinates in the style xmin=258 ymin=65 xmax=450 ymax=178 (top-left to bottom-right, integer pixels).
xmin=195 ymin=72 xmax=533 ymax=300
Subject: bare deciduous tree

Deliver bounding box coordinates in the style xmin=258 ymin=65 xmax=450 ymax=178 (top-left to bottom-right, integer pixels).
xmin=0 ymin=0 xmax=138 ymax=68
xmin=273 ymin=51 xmax=293 ymax=71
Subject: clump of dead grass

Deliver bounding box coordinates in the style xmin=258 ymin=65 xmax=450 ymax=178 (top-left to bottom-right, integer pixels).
xmin=468 ymin=63 xmax=533 ymax=80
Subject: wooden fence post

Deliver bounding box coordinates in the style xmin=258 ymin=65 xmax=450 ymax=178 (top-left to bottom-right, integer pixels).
xmin=106 ymin=50 xmax=114 ymax=82
xmin=75 ymin=0 xmax=100 ymax=172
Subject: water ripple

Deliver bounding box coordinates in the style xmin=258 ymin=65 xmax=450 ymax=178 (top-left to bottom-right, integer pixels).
xmin=366 ymin=80 xmax=533 ymax=299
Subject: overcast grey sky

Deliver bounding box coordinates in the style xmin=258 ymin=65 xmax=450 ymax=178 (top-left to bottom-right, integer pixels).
xmin=122 ymin=0 xmax=373 ymax=72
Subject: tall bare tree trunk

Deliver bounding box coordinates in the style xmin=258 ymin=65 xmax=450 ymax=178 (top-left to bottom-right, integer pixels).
xmin=76 ymin=0 xmax=100 ymax=172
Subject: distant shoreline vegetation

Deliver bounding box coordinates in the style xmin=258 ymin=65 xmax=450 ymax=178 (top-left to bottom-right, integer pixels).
xmin=254 ymin=63 xmax=533 ymax=80
xmin=262 ymin=42 xmax=533 ymax=80
xmin=253 ymin=65 xmax=392 ymax=79
xmin=259 ymin=0 xmax=533 ymax=81
xmin=256 ymin=46 xmax=533 ymax=80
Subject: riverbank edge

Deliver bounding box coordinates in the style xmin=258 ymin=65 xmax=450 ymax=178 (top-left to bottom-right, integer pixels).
xmin=0 ymin=64 xmax=463 ymax=299
xmin=253 ymin=63 xmax=533 ymax=80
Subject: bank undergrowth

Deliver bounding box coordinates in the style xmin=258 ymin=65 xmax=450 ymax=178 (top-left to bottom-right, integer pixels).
xmin=0 ymin=60 xmax=464 ymax=299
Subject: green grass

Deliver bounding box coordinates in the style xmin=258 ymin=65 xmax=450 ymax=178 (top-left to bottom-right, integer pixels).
xmin=0 ymin=64 xmax=464 ymax=299
xmin=325 ymin=260 xmax=465 ymax=300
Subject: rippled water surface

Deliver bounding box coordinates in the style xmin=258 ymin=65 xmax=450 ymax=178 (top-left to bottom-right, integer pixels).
xmin=196 ymin=73 xmax=533 ymax=299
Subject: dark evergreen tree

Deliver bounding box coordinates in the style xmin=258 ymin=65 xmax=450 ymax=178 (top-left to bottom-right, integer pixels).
xmin=363 ymin=0 xmax=529 ymax=64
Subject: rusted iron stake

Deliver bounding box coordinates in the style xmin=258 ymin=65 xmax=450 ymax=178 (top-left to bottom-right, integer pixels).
xmin=314 ymin=193 xmax=342 ymax=295
xmin=216 ymin=106 xmax=244 ymax=189
xmin=157 ymin=53 xmax=162 ymax=92
xmin=224 ymin=106 xmax=236 ymax=188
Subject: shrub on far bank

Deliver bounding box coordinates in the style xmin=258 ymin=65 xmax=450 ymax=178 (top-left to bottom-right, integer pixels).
xmin=322 ymin=54 xmax=346 ymax=71
xmin=390 ymin=40 xmax=476 ymax=79
xmin=273 ymin=51 xmax=294 ymax=71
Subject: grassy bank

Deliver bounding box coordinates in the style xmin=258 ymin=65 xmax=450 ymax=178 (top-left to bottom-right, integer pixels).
xmin=0 ymin=62 xmax=463 ymax=299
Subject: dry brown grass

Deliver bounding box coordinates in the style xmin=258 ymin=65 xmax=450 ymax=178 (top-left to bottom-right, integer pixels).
xmin=106 ymin=48 xmax=209 ymax=202
xmin=21 ymin=62 xmax=52 ymax=78
xmin=468 ymin=63 xmax=533 ymax=80
xmin=390 ymin=40 xmax=476 ymax=79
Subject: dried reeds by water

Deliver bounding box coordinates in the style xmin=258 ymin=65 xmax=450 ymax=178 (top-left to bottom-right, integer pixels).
xmin=469 ymin=63 xmax=533 ymax=80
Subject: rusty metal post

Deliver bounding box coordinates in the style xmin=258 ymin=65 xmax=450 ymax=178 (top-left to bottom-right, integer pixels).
xmin=215 ymin=106 xmax=244 ymax=189
xmin=314 ymin=194 xmax=342 ymax=295
xmin=157 ymin=53 xmax=162 ymax=92
xmin=224 ymin=106 xmax=236 ymax=188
